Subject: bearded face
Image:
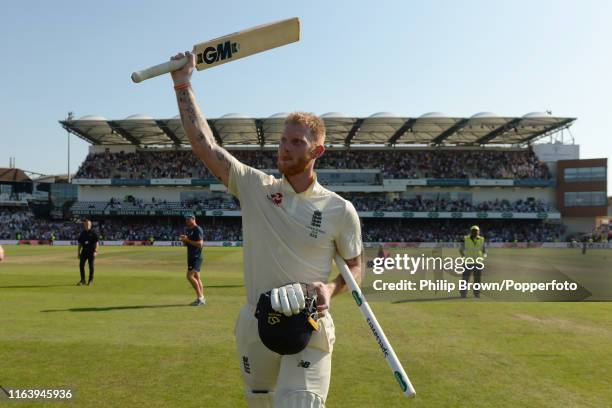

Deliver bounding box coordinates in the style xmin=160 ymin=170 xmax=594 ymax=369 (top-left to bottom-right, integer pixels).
xmin=277 ymin=123 xmax=319 ymax=176
xmin=277 ymin=152 xmax=313 ymax=176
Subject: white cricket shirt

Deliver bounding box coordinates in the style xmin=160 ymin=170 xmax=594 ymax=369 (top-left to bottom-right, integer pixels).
xmin=228 ymin=158 xmax=362 ymax=305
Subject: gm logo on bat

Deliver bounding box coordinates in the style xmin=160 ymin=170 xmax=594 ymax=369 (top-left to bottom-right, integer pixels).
xmin=197 ymin=41 xmax=240 ymax=65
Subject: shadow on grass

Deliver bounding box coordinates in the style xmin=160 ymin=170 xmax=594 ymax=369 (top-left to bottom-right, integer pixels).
xmin=0 ymin=284 xmax=75 ymax=289
xmin=41 ymin=304 xmax=191 ymax=313
xmin=206 ymin=284 xmax=244 ymax=288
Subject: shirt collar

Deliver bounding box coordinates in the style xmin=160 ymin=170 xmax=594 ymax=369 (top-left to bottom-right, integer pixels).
xmin=280 ymin=173 xmax=319 ymax=197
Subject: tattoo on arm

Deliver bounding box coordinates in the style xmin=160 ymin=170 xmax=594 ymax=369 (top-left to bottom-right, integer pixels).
xmin=175 ymin=87 xmax=234 ymax=185
xmin=177 ymin=90 xmax=199 ymax=127
xmin=215 ymin=148 xmax=231 ymax=169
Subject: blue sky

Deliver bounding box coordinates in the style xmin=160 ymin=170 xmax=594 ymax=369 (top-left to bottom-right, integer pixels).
xmin=0 ymin=0 xmax=610 ymax=191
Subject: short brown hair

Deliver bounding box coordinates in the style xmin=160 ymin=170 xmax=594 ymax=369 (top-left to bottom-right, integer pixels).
xmin=284 ymin=112 xmax=326 ymax=144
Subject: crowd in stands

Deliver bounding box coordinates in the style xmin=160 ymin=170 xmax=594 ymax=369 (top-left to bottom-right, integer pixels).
xmin=2 ymin=207 xmax=571 ymax=243
xmin=75 ymin=148 xmax=550 ymax=180
xmin=76 ymin=196 xmax=240 ymax=213
xmin=89 ymin=220 xmax=243 ymax=242
xmin=1 ymin=208 xmax=243 ymax=241
xmin=107 ymin=196 xmax=175 ymax=210
xmin=182 ymin=196 xmax=239 ymax=211
xmin=75 ymin=150 xmax=212 ymax=179
xmin=76 ymin=195 xmax=555 ymax=214
xmin=318 ymin=149 xmax=549 ymax=179
xmin=1 ymin=208 xmax=76 ymax=241
xmin=363 ymin=220 xmax=567 ymax=243
xmin=346 ymin=195 xmax=554 ymax=213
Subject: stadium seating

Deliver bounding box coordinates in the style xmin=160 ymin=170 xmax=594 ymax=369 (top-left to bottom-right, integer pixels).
xmin=1 ymin=207 xmax=567 ymax=242
xmin=74 ymin=148 xmax=551 ymax=180
xmin=345 ymin=196 xmax=555 ymax=213
xmin=69 ymin=197 xmax=556 ymax=214
xmin=1 ymin=146 xmax=567 ymax=242
xmin=363 ymin=219 xmax=565 ymax=243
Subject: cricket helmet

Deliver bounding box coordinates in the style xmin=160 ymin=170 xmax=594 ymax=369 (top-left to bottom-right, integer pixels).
xmin=255 ymin=283 xmax=319 ymax=355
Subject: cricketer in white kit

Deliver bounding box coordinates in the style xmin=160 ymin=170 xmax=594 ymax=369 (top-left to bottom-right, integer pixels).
xmin=170 ymin=51 xmax=363 ymax=408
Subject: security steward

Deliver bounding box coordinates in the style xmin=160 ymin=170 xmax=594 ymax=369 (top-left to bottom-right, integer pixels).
xmin=459 ymin=225 xmax=487 ymax=298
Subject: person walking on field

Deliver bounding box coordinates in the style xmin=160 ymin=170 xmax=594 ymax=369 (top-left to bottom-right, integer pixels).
xmin=170 ymin=51 xmax=363 ymax=407
xmin=180 ymin=214 xmax=205 ymax=306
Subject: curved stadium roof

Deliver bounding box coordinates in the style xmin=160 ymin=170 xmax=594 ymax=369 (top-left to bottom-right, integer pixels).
xmin=60 ymin=113 xmax=575 ymax=147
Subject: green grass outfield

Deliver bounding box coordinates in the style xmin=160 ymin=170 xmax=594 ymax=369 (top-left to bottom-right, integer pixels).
xmin=1 ymin=246 xmax=611 ymax=407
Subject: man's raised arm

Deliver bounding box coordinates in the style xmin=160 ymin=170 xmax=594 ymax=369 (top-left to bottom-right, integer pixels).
xmin=171 ymin=51 xmax=235 ymax=186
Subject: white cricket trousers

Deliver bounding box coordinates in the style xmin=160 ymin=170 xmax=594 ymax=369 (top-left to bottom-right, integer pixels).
xmin=234 ymin=304 xmax=336 ymax=404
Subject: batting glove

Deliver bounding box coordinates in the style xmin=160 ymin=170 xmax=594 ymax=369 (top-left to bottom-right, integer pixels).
xmin=270 ymin=283 xmax=306 ymax=317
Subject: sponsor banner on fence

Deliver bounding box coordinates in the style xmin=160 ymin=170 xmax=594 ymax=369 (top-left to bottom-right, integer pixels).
xmin=150 ymin=178 xmax=192 ymax=185
xmin=209 ymin=184 xmax=229 ymax=192
xmin=494 ymin=242 xmax=543 ymax=248
xmin=51 ymin=240 xmax=129 ymax=246
xmin=162 ymin=210 xmax=205 ymax=216
xmin=18 ymin=240 xmax=51 ymax=245
xmin=542 ymin=242 xmax=578 ymax=248
xmin=73 ymin=209 xmax=105 ymax=215
xmin=206 ymin=210 xmax=241 ymax=217
xmin=330 ymin=185 xmax=386 ymax=193
xmin=51 ymin=240 xmax=128 ymax=246
xmin=111 ymin=179 xmax=150 ymax=186
xmin=153 ymin=241 xmax=185 ymax=247
xmin=388 ymin=179 xmax=428 ymax=186
xmin=153 ymin=241 xmax=242 ymax=247
xmin=124 ymin=241 xmax=153 ymax=246
xmin=3 ymin=240 xmax=609 ymax=248
xmin=100 ymin=241 xmax=125 ymax=246
xmin=363 ymin=242 xmax=612 ymax=249
xmin=203 ymin=241 xmax=242 ymax=247
xmin=109 ymin=210 xmax=152 ymax=216
xmin=53 ymin=240 xmax=78 ymax=246
xmin=514 ymin=179 xmax=555 ymax=187
xmin=191 ymin=178 xmax=218 ymax=185
xmin=469 ymin=179 xmax=514 ymax=186
xmin=427 ymin=178 xmax=470 ymax=186
xmin=358 ymin=211 xmax=561 ymax=219
xmin=71 ymin=178 xmax=112 ymax=185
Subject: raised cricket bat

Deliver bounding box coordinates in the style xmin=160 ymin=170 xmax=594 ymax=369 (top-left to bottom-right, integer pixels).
xmin=131 ymin=17 xmax=300 ymax=83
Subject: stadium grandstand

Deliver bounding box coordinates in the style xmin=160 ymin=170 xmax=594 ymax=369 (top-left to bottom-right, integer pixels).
xmin=1 ymin=112 xmax=609 ymax=246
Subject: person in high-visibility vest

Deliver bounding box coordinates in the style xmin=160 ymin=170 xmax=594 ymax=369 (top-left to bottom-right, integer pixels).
xmin=459 ymin=225 xmax=487 ymax=298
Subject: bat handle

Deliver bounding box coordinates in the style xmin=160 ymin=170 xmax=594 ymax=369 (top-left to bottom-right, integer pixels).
xmin=131 ymin=58 xmax=188 ymax=83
